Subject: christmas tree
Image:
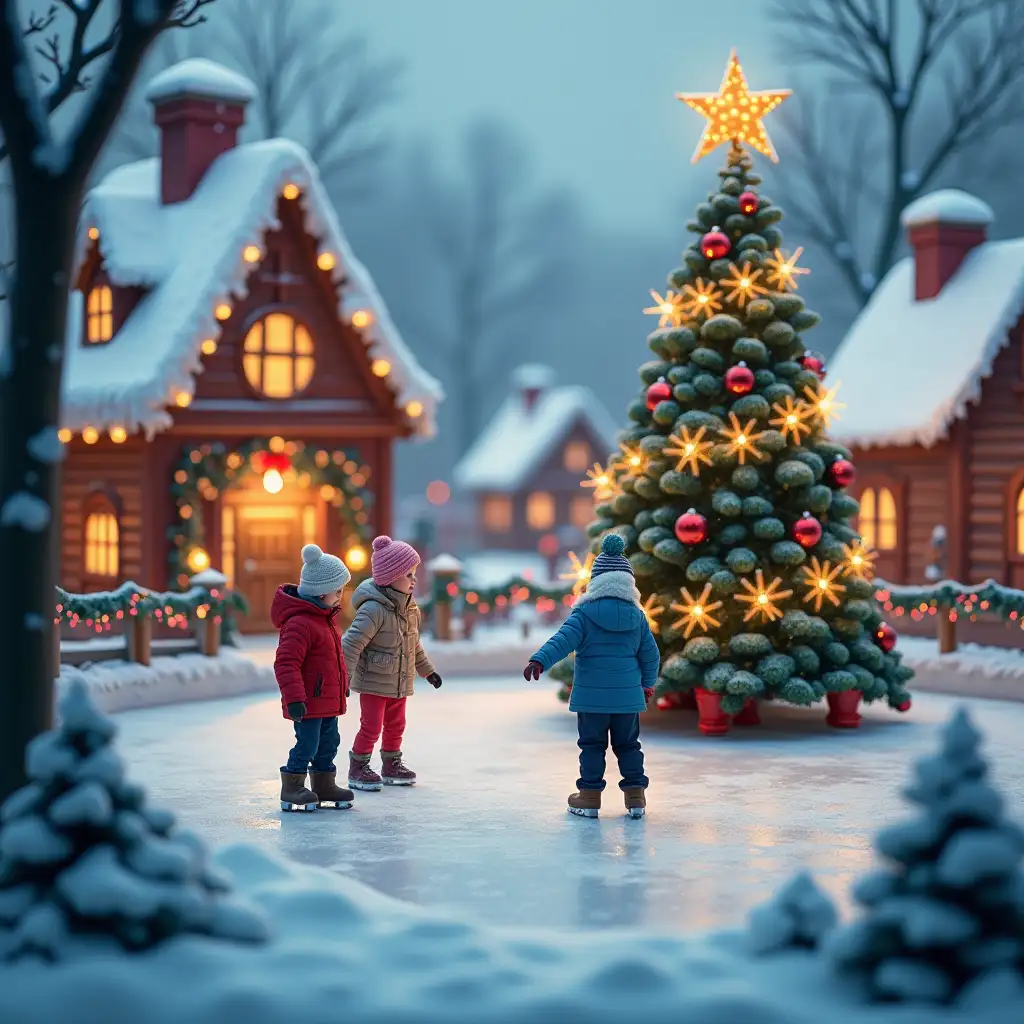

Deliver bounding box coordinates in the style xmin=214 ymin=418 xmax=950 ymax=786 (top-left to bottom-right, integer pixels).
xmin=582 ymin=52 xmax=912 ymax=726
xmin=828 ymin=708 xmax=1024 ymax=1005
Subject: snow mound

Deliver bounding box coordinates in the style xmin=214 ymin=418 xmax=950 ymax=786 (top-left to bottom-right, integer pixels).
xmin=144 ymin=58 xmax=257 ymax=105
xmin=56 ymin=650 xmax=275 ymax=714
xmin=901 ymin=190 xmax=994 ymax=228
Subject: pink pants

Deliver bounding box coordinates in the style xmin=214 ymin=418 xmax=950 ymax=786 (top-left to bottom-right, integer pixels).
xmin=352 ymin=693 xmax=408 ymax=755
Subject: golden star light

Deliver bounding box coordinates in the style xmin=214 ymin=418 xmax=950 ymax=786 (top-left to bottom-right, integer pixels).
xmin=764 ymin=247 xmax=810 ymax=292
xmin=581 ymin=461 xmax=617 ymax=500
xmin=679 ymin=278 xmax=723 ymax=320
xmin=841 ymin=540 xmax=876 ymax=581
xmin=613 ymin=442 xmax=647 ymax=476
xmin=560 ymin=551 xmax=596 ymax=597
xmin=670 ymin=583 xmax=723 ymax=639
xmin=733 ymin=569 xmax=793 ymax=623
xmin=642 ymin=594 xmax=665 ymax=634
xmin=802 ymin=382 xmax=846 ymax=429
xmin=798 ymin=557 xmax=847 ymax=612
xmin=643 ymin=290 xmax=685 ymax=328
xmin=719 ymin=412 xmax=765 ymax=465
xmin=723 ymin=262 xmax=767 ymax=309
xmin=676 ymin=49 xmax=791 ymax=163
xmin=664 ymin=425 xmax=715 ymax=476
xmin=769 ymin=396 xmax=814 ymax=445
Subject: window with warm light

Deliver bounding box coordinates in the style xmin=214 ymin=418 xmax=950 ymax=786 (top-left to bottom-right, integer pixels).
xmin=242 ymin=312 xmax=315 ymax=398
xmin=858 ymin=486 xmax=898 ymax=551
xmin=1015 ymin=487 xmax=1024 ymax=555
xmin=482 ymin=495 xmax=512 ymax=533
xmin=83 ymin=502 xmax=119 ymax=579
xmin=563 ymin=440 xmax=590 ymax=473
xmin=570 ymin=495 xmax=593 ymax=532
xmin=526 ymin=491 xmax=555 ymax=531
xmin=86 ymin=286 xmax=113 ymax=344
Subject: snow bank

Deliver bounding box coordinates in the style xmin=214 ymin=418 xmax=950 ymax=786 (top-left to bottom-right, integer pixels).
xmin=0 ymin=840 xmax=1016 ymax=1024
xmin=55 ymin=651 xmax=275 ymax=715
xmin=896 ymin=636 xmax=1024 ymax=703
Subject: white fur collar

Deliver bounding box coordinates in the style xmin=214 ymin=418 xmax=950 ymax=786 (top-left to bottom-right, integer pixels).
xmin=577 ymin=571 xmax=641 ymax=606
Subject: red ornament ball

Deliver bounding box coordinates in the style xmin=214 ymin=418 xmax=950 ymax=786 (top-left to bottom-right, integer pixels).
xmin=896 ymin=698 xmax=912 ymax=713
xmin=656 ymin=695 xmax=675 ymax=711
xmin=725 ymin=362 xmax=755 ymax=395
xmin=646 ymin=378 xmax=672 ymax=411
xmin=800 ymin=351 xmax=827 ymax=379
xmin=875 ymin=623 xmax=898 ymax=653
xmin=700 ymin=226 xmax=731 ymax=261
xmin=739 ymin=191 xmax=759 ymax=215
xmin=793 ymin=512 xmax=822 ymax=548
xmin=675 ymin=508 xmax=708 ymax=545
xmin=828 ymin=458 xmax=856 ymax=488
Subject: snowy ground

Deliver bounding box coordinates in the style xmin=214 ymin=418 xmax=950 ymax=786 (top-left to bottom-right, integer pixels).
xmin=111 ymin=679 xmax=1024 ymax=934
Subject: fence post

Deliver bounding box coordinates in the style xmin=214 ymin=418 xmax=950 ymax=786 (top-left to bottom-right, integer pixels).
xmin=128 ymin=615 xmax=152 ymax=666
xmin=938 ymin=613 xmax=957 ymax=654
xmin=199 ymin=615 xmax=221 ymax=657
xmin=426 ymin=554 xmax=463 ymax=642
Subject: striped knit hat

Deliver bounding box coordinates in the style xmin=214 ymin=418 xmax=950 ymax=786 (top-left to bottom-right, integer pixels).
xmin=371 ymin=535 xmax=421 ymax=587
xmin=589 ymin=534 xmax=633 ymax=578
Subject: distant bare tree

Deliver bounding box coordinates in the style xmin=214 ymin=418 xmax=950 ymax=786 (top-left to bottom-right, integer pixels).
xmin=106 ymin=0 xmax=400 ymax=195
xmin=419 ymin=121 xmax=580 ymax=457
xmin=770 ymin=0 xmax=1024 ymax=306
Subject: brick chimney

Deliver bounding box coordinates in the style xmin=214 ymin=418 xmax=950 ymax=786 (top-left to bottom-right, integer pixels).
xmin=145 ymin=59 xmax=257 ymax=205
xmin=513 ymin=364 xmax=557 ymax=414
xmin=901 ymin=190 xmax=994 ymax=300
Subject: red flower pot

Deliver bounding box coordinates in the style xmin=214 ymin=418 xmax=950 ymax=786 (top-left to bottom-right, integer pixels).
xmin=733 ymin=697 xmax=761 ymax=726
xmin=826 ymin=690 xmax=862 ymax=729
xmin=695 ymin=687 xmax=731 ymax=736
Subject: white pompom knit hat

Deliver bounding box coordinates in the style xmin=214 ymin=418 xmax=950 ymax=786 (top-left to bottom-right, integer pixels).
xmin=297 ymin=543 xmax=352 ymax=597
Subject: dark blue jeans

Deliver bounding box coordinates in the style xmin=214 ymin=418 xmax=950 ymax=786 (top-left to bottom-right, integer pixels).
xmin=282 ymin=716 xmax=340 ymax=774
xmin=576 ymin=712 xmax=648 ymax=792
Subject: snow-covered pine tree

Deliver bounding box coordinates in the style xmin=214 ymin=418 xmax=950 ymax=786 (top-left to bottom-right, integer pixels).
xmin=0 ymin=682 xmax=267 ymax=961
xmin=586 ymin=139 xmax=913 ymax=720
xmin=828 ymin=707 xmax=1024 ymax=1004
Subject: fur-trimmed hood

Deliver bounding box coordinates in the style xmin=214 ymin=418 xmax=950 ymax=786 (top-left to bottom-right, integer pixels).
xmin=574 ymin=571 xmax=643 ymax=632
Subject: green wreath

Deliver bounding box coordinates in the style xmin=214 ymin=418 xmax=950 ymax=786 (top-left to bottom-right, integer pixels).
xmin=168 ymin=437 xmax=374 ymax=588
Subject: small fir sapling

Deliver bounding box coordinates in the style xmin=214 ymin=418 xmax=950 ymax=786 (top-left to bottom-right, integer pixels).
xmin=747 ymin=869 xmax=838 ymax=955
xmin=0 ymin=681 xmax=268 ymax=961
xmin=827 ymin=707 xmax=1024 ymax=1005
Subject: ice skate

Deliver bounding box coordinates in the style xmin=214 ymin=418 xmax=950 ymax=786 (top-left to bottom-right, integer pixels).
xmin=381 ymin=750 xmax=417 ymax=786
xmin=567 ymin=790 xmax=601 ymax=818
xmin=309 ymin=770 xmax=354 ymax=809
xmin=348 ymin=752 xmax=383 ymax=791
xmin=279 ymin=771 xmax=319 ymax=812
xmin=623 ymin=787 xmax=646 ymax=819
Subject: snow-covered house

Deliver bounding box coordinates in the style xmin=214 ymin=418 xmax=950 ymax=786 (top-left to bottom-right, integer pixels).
xmin=453 ymin=364 xmax=618 ymax=556
xmin=59 ymin=59 xmax=441 ymax=631
xmin=831 ymin=189 xmax=1024 ymax=600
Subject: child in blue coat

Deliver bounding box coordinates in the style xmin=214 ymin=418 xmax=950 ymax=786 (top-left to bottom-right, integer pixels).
xmin=524 ymin=534 xmax=660 ymax=818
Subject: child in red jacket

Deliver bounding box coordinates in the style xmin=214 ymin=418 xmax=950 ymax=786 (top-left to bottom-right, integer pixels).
xmin=272 ymin=543 xmax=353 ymax=812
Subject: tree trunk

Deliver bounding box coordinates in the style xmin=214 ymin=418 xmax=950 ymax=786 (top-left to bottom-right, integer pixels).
xmin=0 ymin=173 xmax=81 ymax=803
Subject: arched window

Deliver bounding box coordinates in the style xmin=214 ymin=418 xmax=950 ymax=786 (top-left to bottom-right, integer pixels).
xmin=86 ymin=286 xmax=113 ymax=344
xmin=242 ymin=312 xmax=315 ymax=398
xmin=858 ymin=486 xmax=898 ymax=551
xmin=83 ymin=496 xmax=120 ymax=583
xmin=1015 ymin=487 xmax=1024 ymax=555
xmin=526 ymin=491 xmax=555 ymax=531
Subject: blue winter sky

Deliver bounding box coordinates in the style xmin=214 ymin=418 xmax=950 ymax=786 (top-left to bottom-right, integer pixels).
xmin=342 ymin=0 xmax=784 ymax=232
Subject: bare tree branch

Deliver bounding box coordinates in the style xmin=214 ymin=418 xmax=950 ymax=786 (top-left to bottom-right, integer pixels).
xmin=770 ymin=0 xmax=1024 ymax=307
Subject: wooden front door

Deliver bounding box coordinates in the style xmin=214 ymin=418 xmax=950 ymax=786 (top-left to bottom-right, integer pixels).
xmin=234 ymin=503 xmax=314 ymax=631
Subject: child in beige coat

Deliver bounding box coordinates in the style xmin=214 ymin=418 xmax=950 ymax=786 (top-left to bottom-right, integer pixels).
xmin=342 ymin=536 xmax=442 ymax=789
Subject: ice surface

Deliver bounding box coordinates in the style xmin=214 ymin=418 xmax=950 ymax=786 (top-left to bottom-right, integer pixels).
xmin=831 ymin=234 xmax=1024 ymax=449
xmin=63 ymin=135 xmax=442 ymax=437
xmin=144 ymin=58 xmax=257 ymax=104
xmin=453 ymin=367 xmax=618 ymax=491
xmin=901 ymin=190 xmax=994 ymax=228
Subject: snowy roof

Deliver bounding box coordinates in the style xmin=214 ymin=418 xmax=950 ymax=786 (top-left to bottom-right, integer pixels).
xmin=144 ymin=58 xmax=257 ymax=105
xmin=460 ymin=551 xmax=552 ymax=589
xmin=901 ymin=189 xmax=993 ymax=229
xmin=831 ymin=236 xmax=1024 ymax=448
xmin=63 ymin=138 xmax=442 ymax=438
xmin=453 ymin=367 xmax=618 ymax=492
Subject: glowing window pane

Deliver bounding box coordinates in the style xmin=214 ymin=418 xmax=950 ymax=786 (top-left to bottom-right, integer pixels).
xmin=483 ymin=496 xmax=512 ymax=533
xmin=878 ymin=488 xmax=898 ymax=550
xmin=564 ymin=441 xmax=590 ymax=473
xmin=295 ymin=324 xmax=313 ymax=355
xmin=526 ymin=491 xmax=555 ymax=530
xmin=1017 ymin=490 xmax=1024 ymax=555
xmin=264 ymin=313 xmax=294 ymax=353
xmin=295 ymin=356 xmax=314 ymax=391
xmin=244 ymin=322 xmax=263 ymax=353
xmin=85 ymin=286 xmax=113 ymax=344
xmin=84 ymin=511 xmax=119 ymax=577
xmin=241 ymin=313 xmax=315 ymax=398
xmin=262 ymin=355 xmax=294 ymax=398
xmin=570 ymin=496 xmax=593 ymax=531
xmin=858 ymin=488 xmax=876 ymax=549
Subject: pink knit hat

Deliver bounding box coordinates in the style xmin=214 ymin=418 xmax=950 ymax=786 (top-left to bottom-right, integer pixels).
xmin=371 ymin=535 xmax=421 ymax=587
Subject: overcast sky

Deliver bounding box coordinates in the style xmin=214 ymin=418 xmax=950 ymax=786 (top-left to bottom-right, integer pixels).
xmin=342 ymin=0 xmax=790 ymax=232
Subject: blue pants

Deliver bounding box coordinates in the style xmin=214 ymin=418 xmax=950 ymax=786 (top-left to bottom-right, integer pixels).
xmin=282 ymin=716 xmax=340 ymax=774
xmin=576 ymin=712 xmax=648 ymax=792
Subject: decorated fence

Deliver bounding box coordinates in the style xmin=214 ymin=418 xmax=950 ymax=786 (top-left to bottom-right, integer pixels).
xmin=55 ymin=577 xmax=247 ymax=669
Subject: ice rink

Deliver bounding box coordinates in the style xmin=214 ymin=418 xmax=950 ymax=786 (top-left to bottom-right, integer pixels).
xmin=112 ymin=679 xmax=1024 ymax=933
